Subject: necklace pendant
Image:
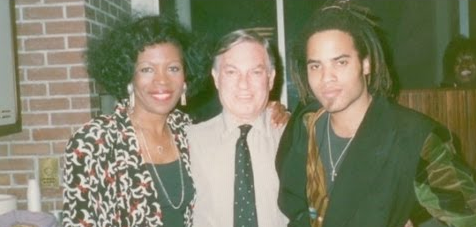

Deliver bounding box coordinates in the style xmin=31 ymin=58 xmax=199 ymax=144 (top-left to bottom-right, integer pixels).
xmin=331 ymin=169 xmax=337 ymax=182
xmin=157 ymin=145 xmax=164 ymax=154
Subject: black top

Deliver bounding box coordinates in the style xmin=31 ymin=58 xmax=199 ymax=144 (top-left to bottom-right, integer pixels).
xmin=316 ymin=113 xmax=352 ymax=192
xmin=146 ymin=159 xmax=194 ymax=227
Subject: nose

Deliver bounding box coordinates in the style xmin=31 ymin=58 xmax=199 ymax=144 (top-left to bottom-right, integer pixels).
xmin=321 ymin=66 xmax=336 ymax=83
xmin=153 ymin=68 xmax=169 ymax=85
xmin=238 ymin=72 xmax=249 ymax=89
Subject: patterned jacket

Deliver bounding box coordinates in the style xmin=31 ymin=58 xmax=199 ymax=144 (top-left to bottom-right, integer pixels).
xmin=63 ymin=102 xmax=195 ymax=226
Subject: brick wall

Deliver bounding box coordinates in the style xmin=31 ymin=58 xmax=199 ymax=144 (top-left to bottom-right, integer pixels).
xmin=0 ymin=0 xmax=131 ymax=213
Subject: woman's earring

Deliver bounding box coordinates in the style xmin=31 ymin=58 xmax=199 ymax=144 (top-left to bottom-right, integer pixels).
xmin=181 ymin=84 xmax=187 ymax=106
xmin=127 ymin=83 xmax=135 ymax=113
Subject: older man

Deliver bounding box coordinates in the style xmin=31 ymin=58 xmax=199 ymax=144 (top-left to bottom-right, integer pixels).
xmin=189 ymin=29 xmax=288 ymax=227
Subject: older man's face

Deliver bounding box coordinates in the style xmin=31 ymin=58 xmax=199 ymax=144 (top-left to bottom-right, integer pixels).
xmin=212 ymin=41 xmax=275 ymax=123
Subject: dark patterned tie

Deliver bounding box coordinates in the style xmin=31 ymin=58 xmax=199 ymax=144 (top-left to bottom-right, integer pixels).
xmin=234 ymin=124 xmax=258 ymax=227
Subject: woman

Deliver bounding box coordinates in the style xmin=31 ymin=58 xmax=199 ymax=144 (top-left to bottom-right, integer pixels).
xmin=62 ymin=15 xmax=205 ymax=226
xmin=63 ymin=15 xmax=288 ymax=226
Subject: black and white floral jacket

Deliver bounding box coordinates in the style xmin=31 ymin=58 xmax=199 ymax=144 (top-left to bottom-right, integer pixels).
xmin=62 ymin=101 xmax=195 ymax=227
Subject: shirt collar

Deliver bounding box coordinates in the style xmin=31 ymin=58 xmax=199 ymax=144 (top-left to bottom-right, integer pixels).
xmin=220 ymin=109 xmax=271 ymax=138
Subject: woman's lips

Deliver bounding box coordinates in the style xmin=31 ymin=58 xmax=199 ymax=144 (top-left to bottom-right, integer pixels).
xmin=151 ymin=91 xmax=172 ymax=101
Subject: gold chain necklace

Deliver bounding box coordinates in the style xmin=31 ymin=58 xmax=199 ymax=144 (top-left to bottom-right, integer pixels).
xmin=327 ymin=114 xmax=354 ymax=182
xmin=136 ymin=123 xmax=185 ymax=209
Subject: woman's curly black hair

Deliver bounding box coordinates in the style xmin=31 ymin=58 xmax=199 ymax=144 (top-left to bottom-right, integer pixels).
xmin=86 ymin=14 xmax=211 ymax=100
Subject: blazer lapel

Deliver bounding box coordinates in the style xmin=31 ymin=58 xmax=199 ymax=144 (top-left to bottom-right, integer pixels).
xmin=323 ymin=96 xmax=398 ymax=227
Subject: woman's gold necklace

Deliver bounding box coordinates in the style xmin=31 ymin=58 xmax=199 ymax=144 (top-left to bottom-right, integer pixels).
xmin=136 ymin=124 xmax=185 ymax=209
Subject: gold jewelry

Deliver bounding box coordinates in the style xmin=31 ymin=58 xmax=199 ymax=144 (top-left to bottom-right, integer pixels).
xmin=127 ymin=83 xmax=135 ymax=114
xmin=180 ymin=84 xmax=187 ymax=106
xmin=156 ymin=145 xmax=164 ymax=154
xmin=136 ymin=123 xmax=185 ymax=209
xmin=180 ymin=93 xmax=187 ymax=106
xmin=327 ymin=114 xmax=354 ymax=182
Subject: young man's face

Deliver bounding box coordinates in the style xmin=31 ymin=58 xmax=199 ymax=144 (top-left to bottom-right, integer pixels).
xmin=306 ymin=29 xmax=370 ymax=114
xmin=212 ymin=41 xmax=275 ymax=123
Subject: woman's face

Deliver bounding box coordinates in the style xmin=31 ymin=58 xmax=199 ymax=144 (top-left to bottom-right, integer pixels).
xmin=131 ymin=43 xmax=185 ymax=117
xmin=454 ymin=51 xmax=476 ymax=85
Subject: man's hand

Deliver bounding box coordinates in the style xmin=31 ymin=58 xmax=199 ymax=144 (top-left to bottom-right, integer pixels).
xmin=267 ymin=101 xmax=291 ymax=128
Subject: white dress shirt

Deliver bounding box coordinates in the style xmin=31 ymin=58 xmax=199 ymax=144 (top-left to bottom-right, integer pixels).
xmin=189 ymin=109 xmax=288 ymax=227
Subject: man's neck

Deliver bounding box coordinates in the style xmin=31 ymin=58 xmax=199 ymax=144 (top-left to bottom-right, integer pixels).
xmin=223 ymin=110 xmax=263 ymax=125
xmin=329 ymin=94 xmax=373 ymax=138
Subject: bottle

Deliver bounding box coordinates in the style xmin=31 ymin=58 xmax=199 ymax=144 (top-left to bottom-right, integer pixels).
xmin=27 ymin=178 xmax=41 ymax=212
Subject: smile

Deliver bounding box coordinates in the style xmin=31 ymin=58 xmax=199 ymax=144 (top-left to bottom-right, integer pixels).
xmin=151 ymin=93 xmax=172 ymax=101
xmin=460 ymin=70 xmax=473 ymax=77
xmin=236 ymin=94 xmax=253 ymax=99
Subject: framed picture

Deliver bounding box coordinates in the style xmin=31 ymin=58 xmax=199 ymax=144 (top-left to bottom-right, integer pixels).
xmin=0 ymin=0 xmax=21 ymax=136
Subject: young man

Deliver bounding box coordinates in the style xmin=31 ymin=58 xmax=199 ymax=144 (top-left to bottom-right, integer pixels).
xmin=276 ymin=1 xmax=476 ymax=227
xmin=189 ymin=30 xmax=288 ymax=227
